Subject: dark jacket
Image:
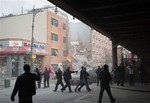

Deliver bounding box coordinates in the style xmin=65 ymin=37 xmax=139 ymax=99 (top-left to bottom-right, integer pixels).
xmin=83 ymin=70 xmax=89 ymax=80
xmin=63 ymin=69 xmax=72 ymax=81
xmin=11 ymin=72 xmax=40 ymax=98
xmin=79 ymin=69 xmax=84 ymax=80
xmin=99 ymin=68 xmax=111 ymax=88
xmin=43 ymin=69 xmax=50 ymax=79
xmin=63 ymin=67 xmax=76 ymax=81
xmin=55 ymin=69 xmax=63 ymax=80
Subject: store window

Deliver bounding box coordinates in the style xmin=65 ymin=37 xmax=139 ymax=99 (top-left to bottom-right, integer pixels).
xmin=24 ymin=55 xmax=30 ymax=64
xmin=11 ymin=55 xmax=19 ymax=77
xmin=33 ymin=56 xmax=43 ymax=69
xmin=0 ymin=55 xmax=7 ymax=78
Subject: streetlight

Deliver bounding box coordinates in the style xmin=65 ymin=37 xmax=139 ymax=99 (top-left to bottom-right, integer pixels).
xmin=30 ymin=5 xmax=58 ymax=70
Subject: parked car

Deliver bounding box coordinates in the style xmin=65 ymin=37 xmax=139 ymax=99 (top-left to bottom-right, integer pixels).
xmin=70 ymin=69 xmax=97 ymax=85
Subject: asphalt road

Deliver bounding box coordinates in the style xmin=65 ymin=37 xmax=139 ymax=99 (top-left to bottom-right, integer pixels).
xmin=0 ymin=83 xmax=150 ymax=103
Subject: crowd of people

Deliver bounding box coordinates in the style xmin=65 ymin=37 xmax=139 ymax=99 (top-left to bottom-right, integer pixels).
xmin=112 ymin=61 xmax=148 ymax=87
xmin=10 ymin=61 xmax=149 ymax=103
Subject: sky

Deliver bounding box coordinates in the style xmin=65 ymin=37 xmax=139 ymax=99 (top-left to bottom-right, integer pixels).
xmin=0 ymin=0 xmax=81 ymax=22
xmin=0 ymin=0 xmax=54 ymax=16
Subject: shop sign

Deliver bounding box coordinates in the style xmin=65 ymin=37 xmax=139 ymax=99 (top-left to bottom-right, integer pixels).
xmin=32 ymin=54 xmax=36 ymax=58
xmin=0 ymin=41 xmax=9 ymax=47
xmin=23 ymin=41 xmax=45 ymax=49
xmin=9 ymin=41 xmax=22 ymax=47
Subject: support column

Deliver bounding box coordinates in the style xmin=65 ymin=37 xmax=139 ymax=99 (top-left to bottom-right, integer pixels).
xmin=112 ymin=40 xmax=118 ymax=70
xmin=19 ymin=55 xmax=24 ymax=75
xmin=6 ymin=55 xmax=12 ymax=78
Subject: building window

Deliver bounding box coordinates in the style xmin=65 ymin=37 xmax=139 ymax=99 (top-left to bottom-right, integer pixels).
xmin=63 ymin=50 xmax=66 ymax=57
xmin=51 ymin=18 xmax=58 ymax=27
xmin=51 ymin=64 xmax=58 ymax=70
xmin=63 ymin=23 xmax=66 ymax=30
xmin=63 ymin=37 xmax=66 ymax=43
xmin=51 ymin=33 xmax=58 ymax=41
xmin=51 ymin=48 xmax=58 ymax=56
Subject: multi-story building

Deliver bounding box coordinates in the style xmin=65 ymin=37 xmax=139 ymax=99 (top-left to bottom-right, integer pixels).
xmin=0 ymin=7 xmax=68 ymax=78
xmin=91 ymin=30 xmax=112 ymax=68
xmin=68 ymin=22 xmax=112 ymax=71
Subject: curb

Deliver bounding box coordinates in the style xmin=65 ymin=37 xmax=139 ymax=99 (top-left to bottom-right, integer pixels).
xmin=111 ymin=86 xmax=150 ymax=93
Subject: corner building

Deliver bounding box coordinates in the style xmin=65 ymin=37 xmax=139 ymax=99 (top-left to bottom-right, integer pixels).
xmin=0 ymin=8 xmax=68 ymax=78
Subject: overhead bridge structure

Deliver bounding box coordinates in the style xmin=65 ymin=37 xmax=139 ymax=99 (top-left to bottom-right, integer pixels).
xmin=48 ymin=0 xmax=150 ymax=68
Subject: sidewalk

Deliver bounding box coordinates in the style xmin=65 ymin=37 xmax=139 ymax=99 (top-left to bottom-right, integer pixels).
xmin=0 ymin=77 xmax=57 ymax=90
xmin=111 ymin=82 xmax=150 ymax=92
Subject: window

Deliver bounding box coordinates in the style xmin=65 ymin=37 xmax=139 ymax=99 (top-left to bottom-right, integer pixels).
xmin=51 ymin=48 xmax=58 ymax=56
xmin=51 ymin=33 xmax=58 ymax=41
xmin=63 ymin=50 xmax=66 ymax=56
xmin=63 ymin=37 xmax=66 ymax=43
xmin=51 ymin=64 xmax=58 ymax=70
xmin=51 ymin=18 xmax=58 ymax=27
xmin=63 ymin=23 xmax=66 ymax=30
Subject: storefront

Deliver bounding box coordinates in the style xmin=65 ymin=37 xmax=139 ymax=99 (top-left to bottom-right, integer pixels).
xmin=0 ymin=40 xmax=48 ymax=78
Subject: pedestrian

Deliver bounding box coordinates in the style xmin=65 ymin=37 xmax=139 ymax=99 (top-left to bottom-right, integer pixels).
xmin=61 ymin=67 xmax=77 ymax=93
xmin=127 ymin=64 xmax=134 ymax=86
xmin=77 ymin=67 xmax=91 ymax=92
xmin=74 ymin=66 xmax=85 ymax=92
xmin=98 ymin=64 xmax=116 ymax=103
xmin=119 ymin=63 xmax=125 ymax=86
xmin=37 ymin=68 xmax=43 ymax=88
xmin=96 ymin=65 xmax=103 ymax=86
xmin=10 ymin=64 xmax=40 ymax=103
xmin=53 ymin=68 xmax=64 ymax=92
xmin=114 ymin=65 xmax=121 ymax=86
xmin=139 ymin=62 xmax=147 ymax=85
xmin=43 ymin=68 xmax=50 ymax=88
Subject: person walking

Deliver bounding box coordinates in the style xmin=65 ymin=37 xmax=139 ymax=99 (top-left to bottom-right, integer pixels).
xmin=120 ymin=63 xmax=125 ymax=86
xmin=53 ymin=68 xmax=64 ymax=92
xmin=43 ymin=68 xmax=50 ymax=88
xmin=74 ymin=66 xmax=85 ymax=92
xmin=127 ymin=64 xmax=134 ymax=86
xmin=77 ymin=67 xmax=91 ymax=92
xmin=139 ymin=62 xmax=147 ymax=85
xmin=98 ymin=64 xmax=116 ymax=103
xmin=10 ymin=64 xmax=40 ymax=103
xmin=96 ymin=65 xmax=103 ymax=86
xmin=36 ymin=68 xmax=43 ymax=88
xmin=61 ymin=67 xmax=76 ymax=93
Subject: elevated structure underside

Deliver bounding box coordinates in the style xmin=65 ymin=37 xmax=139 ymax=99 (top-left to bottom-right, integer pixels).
xmin=49 ymin=0 xmax=150 ymax=60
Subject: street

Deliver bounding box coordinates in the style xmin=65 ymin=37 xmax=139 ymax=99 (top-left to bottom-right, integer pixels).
xmin=0 ymin=82 xmax=150 ymax=103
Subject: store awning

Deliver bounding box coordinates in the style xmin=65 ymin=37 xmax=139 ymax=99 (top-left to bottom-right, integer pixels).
xmin=0 ymin=47 xmax=28 ymax=54
xmin=0 ymin=47 xmax=48 ymax=55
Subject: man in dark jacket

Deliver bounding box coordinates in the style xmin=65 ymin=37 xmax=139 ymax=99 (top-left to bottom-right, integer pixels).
xmin=98 ymin=64 xmax=116 ymax=103
xmin=77 ymin=67 xmax=91 ymax=92
xmin=74 ymin=66 xmax=85 ymax=92
xmin=96 ymin=65 xmax=103 ymax=86
xmin=43 ymin=68 xmax=50 ymax=88
xmin=53 ymin=68 xmax=64 ymax=92
xmin=61 ymin=67 xmax=76 ymax=93
xmin=11 ymin=64 xmax=40 ymax=103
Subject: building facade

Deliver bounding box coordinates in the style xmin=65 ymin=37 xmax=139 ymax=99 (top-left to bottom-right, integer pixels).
xmin=91 ymin=30 xmax=112 ymax=68
xmin=0 ymin=8 xmax=68 ymax=78
xmin=68 ymin=22 xmax=112 ymax=71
